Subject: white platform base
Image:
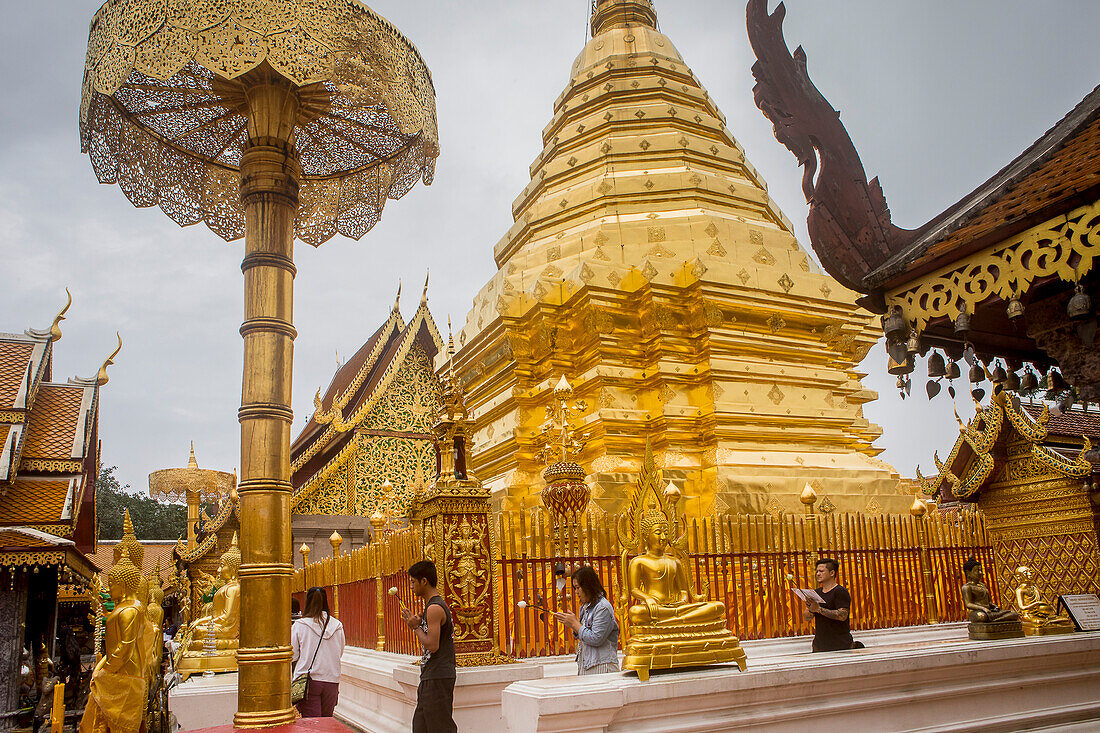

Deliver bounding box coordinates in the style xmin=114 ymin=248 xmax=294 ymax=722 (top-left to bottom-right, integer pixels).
xmin=336 ymin=626 xmax=1100 ymax=733
xmin=168 ymin=672 xmax=237 ymax=731
xmin=335 ymin=649 xmax=543 ymax=733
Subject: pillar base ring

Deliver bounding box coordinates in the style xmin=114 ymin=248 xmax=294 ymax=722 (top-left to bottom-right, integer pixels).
xmin=238 ymin=403 xmax=294 ymax=422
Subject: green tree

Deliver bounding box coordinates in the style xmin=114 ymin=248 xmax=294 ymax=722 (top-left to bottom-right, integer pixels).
xmin=96 ymin=465 xmax=186 ymax=540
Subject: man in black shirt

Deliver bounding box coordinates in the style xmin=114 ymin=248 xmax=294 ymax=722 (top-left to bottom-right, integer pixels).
xmin=803 ymin=557 xmax=860 ymax=652
xmin=403 ymin=560 xmax=457 ymax=733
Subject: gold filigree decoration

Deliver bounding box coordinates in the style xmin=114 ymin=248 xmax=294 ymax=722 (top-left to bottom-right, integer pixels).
xmin=889 ymin=201 xmax=1100 ymax=330
xmin=80 ymin=0 xmax=440 ymax=246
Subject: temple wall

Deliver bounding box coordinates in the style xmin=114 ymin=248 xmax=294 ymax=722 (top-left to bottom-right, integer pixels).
xmin=980 ymin=436 xmax=1100 ymax=597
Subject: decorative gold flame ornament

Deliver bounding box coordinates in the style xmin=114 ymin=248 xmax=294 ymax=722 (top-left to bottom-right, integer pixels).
xmin=177 ymin=533 xmax=241 ymax=680
xmin=617 ymin=441 xmax=747 ymax=681
xmin=539 ymin=376 xmax=590 ymax=521
xmin=1013 ymin=566 xmax=1074 ymax=635
xmin=79 ymin=546 xmax=148 ymax=733
xmin=81 ymin=1 xmax=438 ymax=724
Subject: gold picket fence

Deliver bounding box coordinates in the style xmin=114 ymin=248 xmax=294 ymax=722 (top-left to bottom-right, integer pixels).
xmin=294 ymin=510 xmax=996 ymax=658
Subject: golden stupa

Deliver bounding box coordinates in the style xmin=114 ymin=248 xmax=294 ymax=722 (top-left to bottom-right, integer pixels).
xmin=449 ymin=0 xmax=909 ymax=516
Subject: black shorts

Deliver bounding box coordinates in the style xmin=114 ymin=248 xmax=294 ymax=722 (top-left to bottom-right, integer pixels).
xmin=412 ymin=677 xmax=457 ymax=733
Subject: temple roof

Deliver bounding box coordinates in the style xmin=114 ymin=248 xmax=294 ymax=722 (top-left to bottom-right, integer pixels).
xmin=291 ymin=292 xmax=444 ymax=488
xmin=917 ymin=390 xmax=1093 ymax=501
xmin=0 ymin=302 xmax=108 ymax=555
xmin=873 ymin=85 xmax=1100 ymax=289
xmin=748 ymin=0 xmax=1100 ymax=295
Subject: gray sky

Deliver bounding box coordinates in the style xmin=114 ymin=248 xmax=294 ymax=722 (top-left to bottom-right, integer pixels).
xmin=1 ymin=1 xmax=1096 ymax=497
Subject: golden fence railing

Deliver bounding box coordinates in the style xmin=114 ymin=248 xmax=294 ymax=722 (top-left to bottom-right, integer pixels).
xmin=293 ymin=527 xmax=423 ymax=654
xmin=293 ymin=510 xmax=997 ymax=660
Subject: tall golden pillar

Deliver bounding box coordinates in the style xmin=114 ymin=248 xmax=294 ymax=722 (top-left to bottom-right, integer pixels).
xmin=79 ymin=2 xmax=438 ymax=725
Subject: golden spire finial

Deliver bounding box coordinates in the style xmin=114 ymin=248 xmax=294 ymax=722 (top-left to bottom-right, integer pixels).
xmin=96 ymin=332 xmax=122 ymax=386
xmin=49 ymin=289 xmax=72 ymax=342
xmin=591 ymin=0 xmax=657 ymax=37
xmin=188 ymin=441 xmax=198 ymax=469
xmin=421 ymin=269 xmax=430 ymax=305
xmin=393 ymin=280 xmax=402 ymax=313
xmin=799 ymin=482 xmax=818 ymax=505
xmin=123 ymin=508 xmax=134 ymax=537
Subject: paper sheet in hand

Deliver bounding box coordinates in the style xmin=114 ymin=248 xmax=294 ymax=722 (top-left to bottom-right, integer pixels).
xmin=791 ymin=588 xmax=826 ymax=604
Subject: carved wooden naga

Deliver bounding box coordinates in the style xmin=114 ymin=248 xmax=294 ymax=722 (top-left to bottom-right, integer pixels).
xmin=746 ymin=0 xmax=923 ymax=296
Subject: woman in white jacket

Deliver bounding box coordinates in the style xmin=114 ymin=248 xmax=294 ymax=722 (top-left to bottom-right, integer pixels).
xmin=291 ymin=587 xmax=346 ymax=717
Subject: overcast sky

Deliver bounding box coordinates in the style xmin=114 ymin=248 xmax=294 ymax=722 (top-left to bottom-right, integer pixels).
xmin=1 ymin=1 xmax=1096 ymax=498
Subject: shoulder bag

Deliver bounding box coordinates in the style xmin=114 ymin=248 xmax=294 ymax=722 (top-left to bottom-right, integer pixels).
xmin=291 ymin=614 xmax=330 ymax=704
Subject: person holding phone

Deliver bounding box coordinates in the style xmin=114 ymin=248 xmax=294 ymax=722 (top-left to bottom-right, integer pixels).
xmin=552 ymin=565 xmax=620 ymax=675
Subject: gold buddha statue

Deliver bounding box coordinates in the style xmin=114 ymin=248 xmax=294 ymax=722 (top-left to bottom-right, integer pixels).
xmin=79 ymin=546 xmax=148 ymax=733
xmin=1013 ymin=566 xmax=1074 ymax=635
xmin=146 ymin=568 xmax=165 ymax=680
xmin=177 ymin=533 xmax=240 ymax=680
xmin=961 ymin=557 xmax=1023 ymax=640
xmin=618 ymin=443 xmax=747 ymax=681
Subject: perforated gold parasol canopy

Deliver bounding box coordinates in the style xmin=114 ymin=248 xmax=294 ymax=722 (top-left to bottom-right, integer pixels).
xmin=79 ymin=0 xmax=439 ymax=245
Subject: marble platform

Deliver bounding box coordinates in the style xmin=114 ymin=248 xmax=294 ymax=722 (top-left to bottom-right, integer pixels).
xmin=336 ymin=625 xmax=1100 ymax=733
xmin=169 ymin=672 xmax=238 ymax=731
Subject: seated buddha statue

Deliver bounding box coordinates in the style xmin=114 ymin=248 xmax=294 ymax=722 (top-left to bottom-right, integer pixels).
xmin=618 ymin=457 xmax=747 ymax=681
xmin=1013 ymin=566 xmax=1074 ymax=635
xmin=627 ymin=510 xmax=726 ymax=627
xmin=79 ymin=546 xmax=148 ymax=733
xmin=177 ymin=534 xmax=240 ymax=679
xmin=961 ymin=558 xmax=1018 ymax=623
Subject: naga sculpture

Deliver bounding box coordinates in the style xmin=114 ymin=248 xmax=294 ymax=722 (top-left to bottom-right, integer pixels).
xmin=746 ymin=0 xmax=924 ymax=294
xmin=617 ymin=442 xmax=747 ymax=681
xmin=79 ymin=546 xmax=149 ymax=733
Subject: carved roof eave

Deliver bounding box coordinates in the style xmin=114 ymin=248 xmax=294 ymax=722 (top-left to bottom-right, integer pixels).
xmin=291 ymin=303 xmax=443 ymax=474
xmin=916 ymin=391 xmax=1091 ymax=500
xmin=746 ymin=0 xmax=1100 ymax=304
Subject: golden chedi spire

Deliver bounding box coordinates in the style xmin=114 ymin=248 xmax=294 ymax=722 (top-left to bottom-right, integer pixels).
xmin=114 ymin=509 xmax=145 ymax=568
xmin=451 ymin=2 xmax=907 ymax=515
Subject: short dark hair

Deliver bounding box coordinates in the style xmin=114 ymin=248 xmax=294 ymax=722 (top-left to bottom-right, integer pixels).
xmin=816 ymin=558 xmax=839 ymax=575
xmin=408 ymin=560 xmax=438 ymax=587
xmin=570 ymin=565 xmax=606 ymax=607
xmin=303 ymin=587 xmax=329 ymax=621
xmin=290 ymin=597 xmax=301 ymax=614
xmin=963 ymin=556 xmax=981 ymax=574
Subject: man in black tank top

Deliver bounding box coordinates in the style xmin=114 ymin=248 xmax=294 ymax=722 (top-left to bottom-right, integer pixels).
xmin=404 ymin=560 xmax=456 ymax=733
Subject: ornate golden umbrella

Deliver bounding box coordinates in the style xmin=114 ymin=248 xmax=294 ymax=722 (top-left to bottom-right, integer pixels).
xmin=80 ymin=2 xmax=438 ymax=725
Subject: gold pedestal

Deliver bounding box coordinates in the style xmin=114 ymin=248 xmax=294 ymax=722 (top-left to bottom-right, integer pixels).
xmin=622 ymin=618 xmax=747 ymax=682
xmin=968 ymin=620 xmax=1025 ymax=640
xmin=176 ymin=651 xmax=238 ymax=682
xmin=1022 ymin=620 xmax=1075 ymax=636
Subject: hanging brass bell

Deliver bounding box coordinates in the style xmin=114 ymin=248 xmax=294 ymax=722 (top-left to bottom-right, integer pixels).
xmin=927 ymin=351 xmax=946 ymax=378
xmin=887 ymin=353 xmax=913 ymax=376
xmin=1020 ymin=370 xmax=1039 ymax=392
xmin=954 ymin=310 xmax=971 ymax=335
xmin=990 ymin=365 xmax=1008 ymax=383
xmin=882 ymin=305 xmax=908 ymax=341
xmin=1047 ymin=370 xmax=1067 ymax=392
xmin=946 ymin=361 xmax=961 ymax=380
xmin=969 ymin=364 xmax=986 ymax=383
xmin=1068 ymin=284 xmax=1093 ymax=321
xmin=1006 ymin=296 xmax=1025 ymax=320
xmin=1004 ymin=371 xmax=1021 ymax=391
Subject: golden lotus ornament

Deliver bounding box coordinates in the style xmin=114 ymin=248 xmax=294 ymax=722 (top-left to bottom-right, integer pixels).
xmin=79 ymin=1 xmax=438 ymax=725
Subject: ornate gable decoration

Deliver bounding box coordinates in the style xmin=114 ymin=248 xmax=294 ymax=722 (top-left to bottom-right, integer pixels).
xmin=917 ymin=390 xmax=1092 ymax=500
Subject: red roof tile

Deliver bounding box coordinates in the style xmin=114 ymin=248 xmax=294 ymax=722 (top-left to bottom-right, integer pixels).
xmin=0 ymin=342 xmax=33 ymax=410
xmin=23 ymin=385 xmax=84 ymax=461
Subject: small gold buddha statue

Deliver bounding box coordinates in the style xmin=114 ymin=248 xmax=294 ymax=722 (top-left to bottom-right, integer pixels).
xmin=618 ymin=443 xmax=747 ymax=681
xmin=79 ymin=546 xmax=148 ymax=733
xmin=146 ymin=569 xmax=165 ymax=681
xmin=961 ymin=557 xmax=1023 ymax=640
xmin=1013 ymin=566 xmax=1074 ymax=635
xmin=177 ymin=533 xmax=240 ymax=679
